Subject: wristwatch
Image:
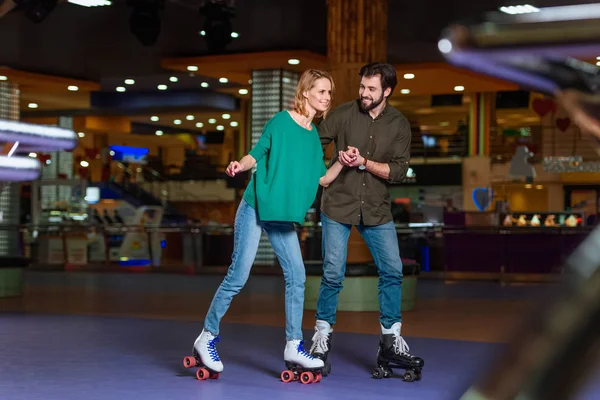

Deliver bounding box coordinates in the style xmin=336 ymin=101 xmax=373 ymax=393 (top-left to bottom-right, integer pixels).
xmin=358 ymin=157 xmax=367 ymax=170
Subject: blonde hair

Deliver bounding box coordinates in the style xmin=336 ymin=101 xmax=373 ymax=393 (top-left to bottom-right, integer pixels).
xmin=293 ymin=69 xmax=335 ymax=119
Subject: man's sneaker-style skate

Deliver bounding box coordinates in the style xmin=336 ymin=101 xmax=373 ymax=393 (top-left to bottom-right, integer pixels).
xmin=309 ymin=320 xmax=333 ymax=376
xmin=182 ymin=329 xmax=223 ymax=381
xmin=371 ymin=322 xmax=424 ymax=382
xmin=280 ymin=340 xmax=325 ymax=384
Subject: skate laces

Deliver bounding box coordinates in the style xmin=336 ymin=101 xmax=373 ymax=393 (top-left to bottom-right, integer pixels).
xmin=310 ymin=330 xmax=329 ymax=355
xmin=207 ymin=336 xmax=221 ymax=362
xmin=393 ymin=335 xmax=410 ymax=355
xmin=297 ymin=340 xmax=315 ymax=359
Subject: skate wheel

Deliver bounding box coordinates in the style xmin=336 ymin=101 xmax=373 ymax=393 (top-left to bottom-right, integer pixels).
xmin=183 ymin=356 xmax=197 ymax=368
xmin=403 ymin=369 xmax=416 ymax=382
xmin=383 ymin=367 xmax=393 ymax=378
xmin=322 ymin=362 xmax=331 ymax=377
xmin=314 ymin=373 xmax=322 ymax=383
xmin=300 ymin=371 xmax=313 ymax=384
xmin=372 ymin=367 xmax=384 ymax=379
xmin=196 ymin=368 xmax=210 ymax=380
xmin=281 ymin=370 xmax=294 ymax=383
xmin=210 ymin=373 xmax=220 ymax=380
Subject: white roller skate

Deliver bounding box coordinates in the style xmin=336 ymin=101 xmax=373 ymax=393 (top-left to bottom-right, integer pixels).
xmin=182 ymin=329 xmax=223 ymax=381
xmin=309 ymin=320 xmax=333 ymax=376
xmin=280 ymin=339 xmax=324 ymax=384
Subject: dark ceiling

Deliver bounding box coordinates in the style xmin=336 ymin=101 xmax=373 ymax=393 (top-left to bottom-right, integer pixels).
xmin=0 ymin=0 xmax=596 ymax=82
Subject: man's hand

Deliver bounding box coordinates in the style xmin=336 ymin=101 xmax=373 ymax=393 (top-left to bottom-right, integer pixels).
xmin=226 ymin=161 xmax=244 ymax=177
xmin=338 ymin=146 xmax=363 ymax=167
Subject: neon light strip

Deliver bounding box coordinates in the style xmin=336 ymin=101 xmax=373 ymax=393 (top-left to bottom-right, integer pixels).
xmin=0 ymin=155 xmax=41 ymax=181
xmin=0 ymin=120 xmax=77 ymax=151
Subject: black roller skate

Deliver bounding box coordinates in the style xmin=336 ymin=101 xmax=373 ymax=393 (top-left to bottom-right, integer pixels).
xmin=371 ymin=322 xmax=424 ymax=382
xmin=309 ymin=320 xmax=333 ymax=376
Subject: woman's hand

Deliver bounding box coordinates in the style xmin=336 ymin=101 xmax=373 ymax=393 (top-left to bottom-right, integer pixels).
xmin=226 ymin=161 xmax=244 ymax=177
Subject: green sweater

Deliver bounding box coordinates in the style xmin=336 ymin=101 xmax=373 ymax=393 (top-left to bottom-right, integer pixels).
xmin=243 ymin=110 xmax=326 ymax=224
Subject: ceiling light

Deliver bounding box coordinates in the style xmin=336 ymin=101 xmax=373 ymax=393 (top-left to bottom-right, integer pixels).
xmin=499 ymin=5 xmax=540 ymax=15
xmin=68 ymin=0 xmax=112 ymax=7
xmin=29 ymin=153 xmax=37 ymax=158
xmin=124 ymin=79 xmax=135 ymax=85
xmin=150 ymin=116 xmax=159 ymax=122
xmin=80 ymin=161 xmax=89 ymax=167
xmin=68 ymin=85 xmax=79 ymax=91
xmin=400 ymin=89 xmax=410 ymax=94
xmin=525 ymin=184 xmax=532 ymax=189
xmin=0 ymin=76 xmax=7 ymax=81
xmin=196 ymin=122 xmax=204 ymax=128
xmin=187 ymin=66 xmax=199 ymax=72
xmin=216 ymin=125 xmax=224 ymax=131
xmin=155 ymin=130 xmax=163 ymax=136
xmin=288 ymin=59 xmax=300 ymax=65
xmin=158 ymin=84 xmax=168 ymax=90
xmin=169 ymin=77 xmax=178 ymax=82
xmin=403 ymin=73 xmax=415 ymax=79
xmin=116 ymin=86 xmax=126 ymax=92
xmin=201 ymin=82 xmax=209 ymax=88
xmin=438 ymin=38 xmax=452 ymax=54
xmin=238 ymin=88 xmax=249 ymax=95
xmin=222 ymin=113 xmax=231 ymax=119
xmin=28 ymin=103 xmax=38 ymax=109
xmin=219 ymin=77 xmax=228 ymax=83
xmin=174 ymin=119 xmax=182 ymax=125
xmin=230 ymin=121 xmax=239 ymax=127
xmin=77 ymin=132 xmax=85 ymax=138
xmin=208 ymin=118 xmax=216 ymax=124
xmin=535 ymin=185 xmax=543 ymax=189
xmin=186 ymin=115 xmax=194 ymax=121
xmin=454 ymin=85 xmax=465 ymax=92
xmin=231 ymin=32 xmax=239 ymax=38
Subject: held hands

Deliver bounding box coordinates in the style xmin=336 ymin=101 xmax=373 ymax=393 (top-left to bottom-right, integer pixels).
xmin=226 ymin=161 xmax=244 ymax=177
xmin=338 ymin=146 xmax=365 ymax=168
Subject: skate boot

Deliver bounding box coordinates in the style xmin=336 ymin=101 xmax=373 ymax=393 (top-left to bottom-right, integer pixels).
xmin=280 ymin=339 xmax=325 ymax=384
xmin=371 ymin=322 xmax=424 ymax=382
xmin=182 ymin=329 xmax=223 ymax=381
xmin=309 ymin=320 xmax=333 ymax=376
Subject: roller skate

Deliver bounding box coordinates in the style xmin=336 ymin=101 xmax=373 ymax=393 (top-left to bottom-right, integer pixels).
xmin=280 ymin=339 xmax=324 ymax=384
xmin=371 ymin=322 xmax=424 ymax=382
xmin=309 ymin=320 xmax=333 ymax=376
xmin=182 ymin=329 xmax=223 ymax=381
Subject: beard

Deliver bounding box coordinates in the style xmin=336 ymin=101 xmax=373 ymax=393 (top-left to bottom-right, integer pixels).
xmin=359 ymin=92 xmax=385 ymax=112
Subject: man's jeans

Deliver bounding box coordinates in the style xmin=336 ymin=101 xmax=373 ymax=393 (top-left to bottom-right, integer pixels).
xmin=204 ymin=199 xmax=306 ymax=340
xmin=316 ymin=213 xmax=403 ymax=329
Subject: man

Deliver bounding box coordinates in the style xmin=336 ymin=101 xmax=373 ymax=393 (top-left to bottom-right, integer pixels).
xmin=309 ymin=62 xmax=424 ymax=376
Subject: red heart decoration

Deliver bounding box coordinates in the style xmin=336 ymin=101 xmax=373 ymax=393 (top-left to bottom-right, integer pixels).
xmin=532 ymin=98 xmax=557 ymax=117
xmin=556 ymin=117 xmax=571 ymax=132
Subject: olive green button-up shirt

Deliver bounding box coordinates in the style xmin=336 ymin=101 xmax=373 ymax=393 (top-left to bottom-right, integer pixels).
xmin=318 ymin=99 xmax=411 ymax=226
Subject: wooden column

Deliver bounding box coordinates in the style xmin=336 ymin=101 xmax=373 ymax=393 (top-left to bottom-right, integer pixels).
xmin=326 ymin=0 xmax=389 ymax=264
xmin=327 ymin=0 xmax=388 ymax=107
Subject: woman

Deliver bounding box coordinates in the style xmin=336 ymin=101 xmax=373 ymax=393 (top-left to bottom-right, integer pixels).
xmin=188 ymin=69 xmax=343 ymax=377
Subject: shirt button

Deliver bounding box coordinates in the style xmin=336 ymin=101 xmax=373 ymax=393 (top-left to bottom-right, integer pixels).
xmin=370 ymin=136 xmax=373 ymax=138
xmin=367 ymin=152 xmax=370 ymax=155
xmin=363 ymin=183 xmax=365 ymax=186
xmin=362 ymin=201 xmax=364 ymax=204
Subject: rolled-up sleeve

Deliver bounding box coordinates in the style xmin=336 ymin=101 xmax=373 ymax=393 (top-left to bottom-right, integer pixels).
xmin=387 ymin=117 xmax=411 ymax=183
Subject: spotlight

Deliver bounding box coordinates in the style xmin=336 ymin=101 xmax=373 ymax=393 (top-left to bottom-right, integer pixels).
xmin=14 ymin=0 xmax=58 ymax=23
xmin=127 ymin=0 xmax=164 ymax=46
xmin=199 ymin=0 xmax=236 ymax=53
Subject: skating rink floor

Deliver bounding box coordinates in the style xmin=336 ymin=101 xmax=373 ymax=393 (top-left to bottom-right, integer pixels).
xmin=1 ymin=271 xmax=599 ymax=400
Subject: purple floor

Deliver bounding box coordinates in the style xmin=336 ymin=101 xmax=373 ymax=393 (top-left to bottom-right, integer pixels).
xmin=1 ymin=313 xmax=599 ymax=399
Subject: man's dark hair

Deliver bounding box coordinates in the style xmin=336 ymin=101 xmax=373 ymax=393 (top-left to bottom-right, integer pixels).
xmin=359 ymin=62 xmax=398 ymax=96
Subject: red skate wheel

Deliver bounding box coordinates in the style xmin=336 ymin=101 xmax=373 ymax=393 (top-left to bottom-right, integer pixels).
xmin=300 ymin=371 xmax=313 ymax=384
xmin=281 ymin=370 xmax=294 ymax=383
xmin=314 ymin=373 xmax=322 ymax=383
xmin=183 ymin=356 xmax=197 ymax=368
xmin=196 ymin=368 xmax=209 ymax=380
xmin=210 ymin=373 xmax=220 ymax=379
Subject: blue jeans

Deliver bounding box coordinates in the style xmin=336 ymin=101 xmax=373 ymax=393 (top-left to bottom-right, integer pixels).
xmin=203 ymin=199 xmax=306 ymax=340
xmin=315 ymin=213 xmax=403 ymax=329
